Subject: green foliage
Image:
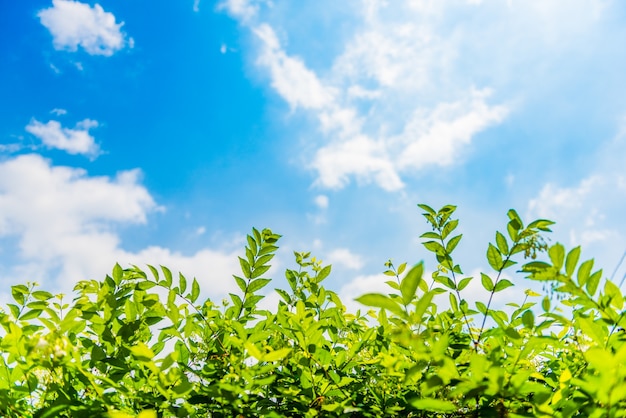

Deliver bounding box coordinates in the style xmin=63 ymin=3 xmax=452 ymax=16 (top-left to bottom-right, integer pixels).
xmin=1 ymin=208 xmax=626 ymax=417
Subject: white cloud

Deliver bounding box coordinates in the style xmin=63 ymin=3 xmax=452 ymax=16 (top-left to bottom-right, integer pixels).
xmin=0 ymin=155 xmax=241 ymax=300
xmin=38 ymin=0 xmax=130 ymax=56
xmin=50 ymin=108 xmax=67 ymax=116
xmin=26 ymin=118 xmax=101 ymax=158
xmin=254 ymin=24 xmax=336 ymax=110
xmin=397 ymin=89 xmax=509 ymax=170
xmin=313 ymin=135 xmax=403 ymax=191
xmin=193 ymin=0 xmax=201 ymax=12
xmin=314 ymin=194 xmax=329 ymax=210
xmin=225 ymin=1 xmax=512 ymax=191
xmin=218 ymin=0 xmax=259 ymax=23
xmin=325 ymin=248 xmax=364 ymax=270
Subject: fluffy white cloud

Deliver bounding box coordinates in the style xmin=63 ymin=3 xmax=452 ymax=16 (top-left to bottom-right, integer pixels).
xmin=26 ymin=118 xmax=101 ymax=158
xmin=325 ymin=248 xmax=364 ymax=270
xmin=38 ymin=0 xmax=130 ymax=56
xmin=0 ymin=155 xmax=241 ymax=299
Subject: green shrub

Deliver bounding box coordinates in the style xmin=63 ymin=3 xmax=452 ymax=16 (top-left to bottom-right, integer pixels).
xmin=1 ymin=204 xmax=625 ymax=417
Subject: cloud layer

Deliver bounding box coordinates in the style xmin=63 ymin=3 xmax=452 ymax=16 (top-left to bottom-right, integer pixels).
xmin=0 ymin=155 xmax=240 ymax=299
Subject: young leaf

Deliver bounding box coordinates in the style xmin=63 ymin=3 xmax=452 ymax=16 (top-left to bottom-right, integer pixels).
xmin=487 ymin=244 xmax=503 ymax=271
xmin=480 ymin=273 xmax=494 ymax=292
xmin=587 ymin=269 xmax=602 ymax=296
xmin=190 ymin=278 xmax=200 ymax=303
xmin=239 ymin=257 xmax=252 ymax=279
xmin=179 ymin=273 xmax=187 ymax=294
xmin=548 ymin=244 xmax=565 ymax=271
xmin=248 ymin=278 xmax=271 ymax=293
xmin=457 ymin=277 xmax=472 ymax=291
xmin=494 ymin=279 xmax=514 ymax=292
xmin=161 ymin=265 xmax=173 ymax=287
xmin=577 ymin=259 xmax=594 ymax=286
xmin=113 ymin=263 xmax=123 ymax=285
xmin=495 ymin=231 xmax=509 ymax=255
xmin=417 ymin=203 xmax=437 ymax=216
xmin=400 ymin=262 xmax=423 ymax=305
xmin=446 ymin=234 xmax=463 ymax=254
xmin=410 ymin=398 xmax=456 ymax=413
xmin=233 ymin=276 xmax=247 ymax=293
xmin=355 ymin=293 xmax=405 ymax=317
xmin=522 ymin=309 xmax=535 ymax=329
xmin=316 ymin=265 xmax=332 ymax=282
xmin=565 ymin=246 xmax=581 ymax=277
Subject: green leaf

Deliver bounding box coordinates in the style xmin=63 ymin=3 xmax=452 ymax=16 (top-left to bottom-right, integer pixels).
xmin=190 ymin=278 xmax=200 ymax=303
xmin=480 ymin=273 xmax=494 ymax=292
xmin=487 ymin=244 xmax=503 ymax=271
xmin=548 ymin=244 xmax=565 ymax=271
xmin=253 ymin=253 xmax=275 ymax=268
xmin=441 ymin=219 xmax=459 ymax=240
xmin=147 ymin=264 xmax=159 ymax=281
xmin=476 ymin=301 xmax=488 ymax=314
xmin=446 ymin=234 xmax=463 ymax=254
xmin=565 ymin=246 xmax=581 ymax=277
xmin=449 ymin=292 xmax=458 ymax=312
xmin=495 ymin=231 xmax=509 ymax=255
xmin=136 ymin=281 xmax=156 ymax=291
xmin=316 ymin=265 xmax=332 ymax=282
xmin=542 ymin=296 xmax=551 ymax=312
xmin=423 ymin=241 xmax=445 ymax=255
xmin=248 ymin=278 xmax=271 ymax=293
xmin=587 ymin=269 xmax=602 ymax=296
xmin=234 ymin=276 xmax=247 ymax=293
xmin=246 ymin=234 xmax=257 ymax=255
xmin=31 ymin=290 xmax=54 ymax=301
xmin=130 ymin=342 xmax=155 ymax=362
xmin=239 ymin=257 xmax=252 ymax=279
xmin=417 ymin=203 xmax=437 ymax=216
xmin=11 ymin=284 xmax=28 ymax=305
xmin=355 ymin=293 xmax=405 ymax=317
xmin=577 ymin=259 xmax=594 ymax=286
xmin=19 ymin=309 xmax=42 ymax=321
xmin=251 ymin=264 xmax=271 ymax=279
xmin=161 ymin=265 xmax=173 ymax=287
xmin=414 ymin=291 xmax=435 ymax=321
xmin=113 ymin=263 xmax=123 ymax=285
xmin=505 ymin=327 xmax=522 ymax=340
xmin=522 ymin=309 xmax=535 ymax=329
xmin=400 ymin=262 xmax=423 ymax=305
xmin=457 ymin=277 xmax=472 ymax=291
xmin=397 ymin=262 xmax=407 ymax=275
xmin=420 ymin=231 xmax=441 ymax=239
xmin=410 ymin=398 xmax=456 ymax=413
xmin=494 ymin=279 xmax=514 ymax=292
xmin=264 ymin=348 xmax=292 ymax=362
xmin=179 ymin=274 xmax=187 ymax=294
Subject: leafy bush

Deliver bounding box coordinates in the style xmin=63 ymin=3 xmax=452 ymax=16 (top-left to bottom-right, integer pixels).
xmin=1 ymin=204 xmax=625 ymax=417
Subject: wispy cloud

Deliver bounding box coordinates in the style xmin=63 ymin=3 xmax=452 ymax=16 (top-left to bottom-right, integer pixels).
xmin=222 ymin=0 xmax=511 ymax=191
xmin=38 ymin=0 xmax=132 ymax=56
xmin=25 ymin=118 xmax=101 ymax=158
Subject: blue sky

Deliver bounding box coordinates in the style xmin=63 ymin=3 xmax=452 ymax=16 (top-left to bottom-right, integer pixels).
xmin=2 ymin=0 xmax=626 ymax=309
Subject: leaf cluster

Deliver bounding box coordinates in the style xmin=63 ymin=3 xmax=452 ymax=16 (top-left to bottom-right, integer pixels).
xmin=1 ymin=209 xmax=625 ymax=417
